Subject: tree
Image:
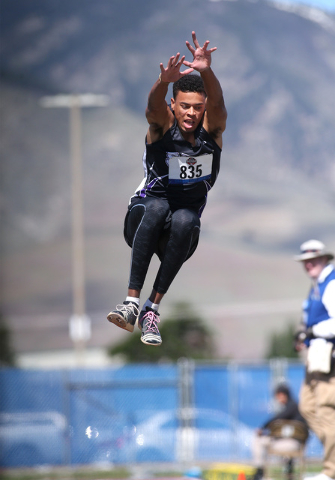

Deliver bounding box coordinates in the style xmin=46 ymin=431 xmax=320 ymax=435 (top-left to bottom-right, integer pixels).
xmin=108 ymin=302 xmax=216 ymax=363
xmin=0 ymin=312 xmax=16 ymax=366
xmin=265 ymin=321 xmax=299 ymax=359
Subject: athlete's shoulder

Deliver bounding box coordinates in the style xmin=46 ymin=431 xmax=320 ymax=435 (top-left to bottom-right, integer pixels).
xmin=146 ymin=107 xmax=175 ymax=145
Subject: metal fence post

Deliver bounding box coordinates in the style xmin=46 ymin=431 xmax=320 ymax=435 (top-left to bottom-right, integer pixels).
xmin=228 ymin=360 xmax=240 ymax=459
xmin=178 ymin=358 xmax=195 ymax=464
xmin=270 ymin=357 xmax=288 ymax=390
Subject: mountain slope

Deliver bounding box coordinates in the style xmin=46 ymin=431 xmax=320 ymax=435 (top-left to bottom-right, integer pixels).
xmin=1 ymin=0 xmax=335 ymax=360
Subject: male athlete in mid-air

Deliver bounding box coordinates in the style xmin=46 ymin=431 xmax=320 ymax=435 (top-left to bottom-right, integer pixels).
xmin=107 ymin=31 xmax=227 ymax=346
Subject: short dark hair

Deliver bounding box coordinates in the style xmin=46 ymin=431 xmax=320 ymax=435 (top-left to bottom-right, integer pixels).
xmin=173 ymin=74 xmax=206 ymax=99
xmin=274 ymin=383 xmax=291 ymax=398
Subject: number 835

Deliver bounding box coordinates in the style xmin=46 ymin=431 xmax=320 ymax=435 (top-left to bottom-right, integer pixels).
xmin=180 ymin=164 xmax=203 ymax=179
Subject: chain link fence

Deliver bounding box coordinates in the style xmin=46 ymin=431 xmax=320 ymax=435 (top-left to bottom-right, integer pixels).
xmin=0 ymin=359 xmax=323 ymax=468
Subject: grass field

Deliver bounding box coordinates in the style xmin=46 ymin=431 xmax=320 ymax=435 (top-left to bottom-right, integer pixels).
xmin=0 ymin=463 xmax=323 ymax=480
xmin=0 ymin=466 xmax=131 ymax=480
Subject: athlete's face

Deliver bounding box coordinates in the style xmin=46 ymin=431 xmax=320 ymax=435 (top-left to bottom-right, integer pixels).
xmin=302 ymin=256 xmax=328 ymax=280
xmin=171 ymin=91 xmax=206 ymax=135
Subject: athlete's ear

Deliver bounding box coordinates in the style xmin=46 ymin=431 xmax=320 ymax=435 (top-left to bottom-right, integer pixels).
xmin=170 ymin=97 xmax=175 ymax=111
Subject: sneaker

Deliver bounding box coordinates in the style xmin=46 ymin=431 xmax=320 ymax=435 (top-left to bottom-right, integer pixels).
xmin=138 ymin=307 xmax=162 ymax=346
xmin=107 ymin=301 xmax=139 ymax=332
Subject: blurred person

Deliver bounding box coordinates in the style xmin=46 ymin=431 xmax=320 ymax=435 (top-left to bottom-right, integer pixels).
xmin=294 ymin=240 xmax=335 ymax=480
xmin=107 ymin=31 xmax=227 ymax=346
xmin=251 ymin=383 xmax=308 ymax=480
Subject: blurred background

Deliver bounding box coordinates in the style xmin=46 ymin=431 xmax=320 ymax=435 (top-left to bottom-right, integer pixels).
xmin=0 ymin=0 xmax=334 ymax=475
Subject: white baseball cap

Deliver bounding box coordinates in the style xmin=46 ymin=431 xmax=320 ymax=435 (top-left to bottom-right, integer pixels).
xmin=294 ymin=239 xmax=334 ymax=262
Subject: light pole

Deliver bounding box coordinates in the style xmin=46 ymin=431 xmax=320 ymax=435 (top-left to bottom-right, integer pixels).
xmin=40 ymin=94 xmax=109 ymax=365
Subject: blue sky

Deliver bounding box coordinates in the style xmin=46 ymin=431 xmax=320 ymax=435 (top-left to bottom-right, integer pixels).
xmin=273 ymin=0 xmax=335 ymax=11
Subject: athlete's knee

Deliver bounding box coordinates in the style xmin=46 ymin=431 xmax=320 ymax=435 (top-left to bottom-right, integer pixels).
xmin=171 ymin=209 xmax=200 ymax=235
xmin=124 ymin=204 xmax=145 ymax=246
xmin=128 ymin=203 xmax=146 ymax=225
xmin=126 ymin=198 xmax=170 ymax=247
xmin=127 ymin=198 xmax=169 ymax=230
xmin=144 ymin=197 xmax=170 ymax=220
xmin=170 ymin=209 xmax=200 ymax=260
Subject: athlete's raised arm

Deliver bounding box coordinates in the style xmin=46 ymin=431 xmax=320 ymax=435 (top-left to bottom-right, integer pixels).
xmin=183 ymin=31 xmax=227 ymax=147
xmin=146 ymin=53 xmax=194 ymax=144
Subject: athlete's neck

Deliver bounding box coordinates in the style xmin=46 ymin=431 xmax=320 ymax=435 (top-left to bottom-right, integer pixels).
xmin=180 ymin=130 xmax=196 ymax=146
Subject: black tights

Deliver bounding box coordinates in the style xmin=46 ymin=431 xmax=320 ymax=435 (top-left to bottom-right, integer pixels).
xmin=124 ymin=197 xmax=200 ymax=294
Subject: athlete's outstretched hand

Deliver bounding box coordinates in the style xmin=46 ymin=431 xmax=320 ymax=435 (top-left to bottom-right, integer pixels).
xmin=159 ymin=53 xmax=194 ymax=84
xmin=183 ymin=31 xmax=217 ymax=72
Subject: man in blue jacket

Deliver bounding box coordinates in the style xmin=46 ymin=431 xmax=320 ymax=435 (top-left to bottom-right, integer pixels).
xmin=294 ymin=239 xmax=335 ymax=480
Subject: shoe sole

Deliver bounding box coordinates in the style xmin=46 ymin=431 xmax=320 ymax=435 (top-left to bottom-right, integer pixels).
xmin=140 ymin=334 xmax=162 ymax=346
xmin=107 ymin=312 xmax=135 ymax=332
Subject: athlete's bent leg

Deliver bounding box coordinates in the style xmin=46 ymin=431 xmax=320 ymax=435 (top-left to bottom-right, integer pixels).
xmin=153 ymin=208 xmax=200 ymax=294
xmin=107 ymin=197 xmax=170 ymax=332
xmin=137 ymin=208 xmax=200 ymax=346
xmin=125 ymin=197 xmax=171 ymax=291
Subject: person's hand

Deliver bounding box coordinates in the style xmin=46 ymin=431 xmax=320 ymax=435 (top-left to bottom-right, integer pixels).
xmin=293 ymin=325 xmax=313 ymax=351
xmin=294 ymin=340 xmax=306 ymax=352
xmin=183 ymin=31 xmax=217 ymax=73
xmin=295 ymin=326 xmax=314 ymax=343
xmin=159 ymin=53 xmax=194 ymax=84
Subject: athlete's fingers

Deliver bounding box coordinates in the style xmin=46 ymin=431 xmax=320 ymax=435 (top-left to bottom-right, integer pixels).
xmin=191 ymin=31 xmax=200 ymax=48
xmin=173 ymin=53 xmax=181 ymax=66
xmin=185 ymin=41 xmax=195 ymax=55
xmin=180 ymin=67 xmax=194 ymax=76
xmin=168 ymin=56 xmax=176 ymax=67
xmin=175 ymin=55 xmax=185 ymax=67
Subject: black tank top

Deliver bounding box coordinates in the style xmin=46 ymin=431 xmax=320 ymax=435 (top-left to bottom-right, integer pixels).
xmin=131 ymin=117 xmax=222 ymax=217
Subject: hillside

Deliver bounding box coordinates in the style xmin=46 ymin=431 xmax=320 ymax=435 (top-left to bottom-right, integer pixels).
xmin=1 ymin=0 xmax=335 ymax=361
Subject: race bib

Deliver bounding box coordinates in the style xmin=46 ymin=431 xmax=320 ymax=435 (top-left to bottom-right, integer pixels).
xmin=168 ymin=153 xmax=213 ymax=185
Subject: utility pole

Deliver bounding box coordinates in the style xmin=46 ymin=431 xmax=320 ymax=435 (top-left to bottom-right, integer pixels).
xmin=40 ymin=94 xmax=109 ymax=365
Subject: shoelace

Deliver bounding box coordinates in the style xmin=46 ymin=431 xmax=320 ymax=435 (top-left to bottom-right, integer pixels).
xmin=142 ymin=310 xmax=160 ymax=333
xmin=116 ymin=303 xmax=139 ymax=318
